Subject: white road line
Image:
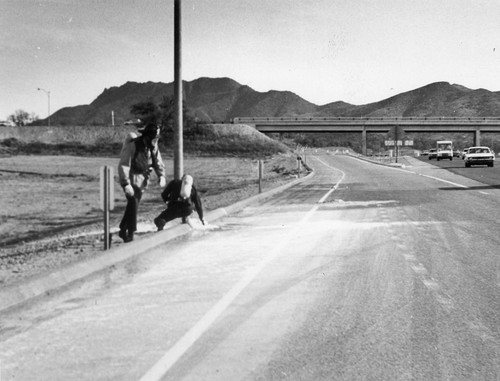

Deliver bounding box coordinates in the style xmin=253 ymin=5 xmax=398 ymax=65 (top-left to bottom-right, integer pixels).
xmin=417 ymin=173 xmax=468 ymax=188
xmin=311 ymin=156 xmax=346 ymax=203
xmin=139 ymin=182 xmax=340 ymax=380
xmin=347 ymin=154 xmax=490 ymax=192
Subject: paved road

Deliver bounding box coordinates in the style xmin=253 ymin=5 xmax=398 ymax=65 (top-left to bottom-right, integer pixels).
xmin=1 ymin=155 xmax=499 ymax=380
xmin=418 ymin=154 xmax=500 ymax=187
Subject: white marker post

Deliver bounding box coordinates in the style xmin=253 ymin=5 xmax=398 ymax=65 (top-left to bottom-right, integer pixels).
xmin=100 ymin=166 xmax=115 ymax=250
xmin=258 ymin=160 xmax=263 ymax=193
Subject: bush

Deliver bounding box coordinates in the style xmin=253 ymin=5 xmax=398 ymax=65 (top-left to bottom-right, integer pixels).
xmin=0 ymin=124 xmax=291 ymax=157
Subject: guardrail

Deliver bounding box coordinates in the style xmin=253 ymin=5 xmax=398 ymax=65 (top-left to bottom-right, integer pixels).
xmin=233 ymin=117 xmax=500 ymax=125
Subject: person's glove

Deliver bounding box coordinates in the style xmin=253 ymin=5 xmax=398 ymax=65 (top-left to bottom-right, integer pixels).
xmin=159 ymin=176 xmax=167 ymax=188
xmin=124 ymin=184 xmax=134 ymax=198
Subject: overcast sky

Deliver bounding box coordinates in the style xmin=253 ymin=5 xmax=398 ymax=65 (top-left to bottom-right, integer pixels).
xmin=1 ymin=0 xmax=500 ymax=120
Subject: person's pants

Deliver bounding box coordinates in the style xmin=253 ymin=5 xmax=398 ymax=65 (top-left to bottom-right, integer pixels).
xmin=154 ymin=202 xmax=193 ymax=229
xmin=119 ymin=186 xmax=142 ymax=234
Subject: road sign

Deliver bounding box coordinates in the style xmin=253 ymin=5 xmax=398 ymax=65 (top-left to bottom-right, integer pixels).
xmin=385 ymin=140 xmax=413 ymax=146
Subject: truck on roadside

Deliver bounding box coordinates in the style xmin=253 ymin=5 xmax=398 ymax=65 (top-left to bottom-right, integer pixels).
xmin=436 ymin=140 xmax=453 ymax=161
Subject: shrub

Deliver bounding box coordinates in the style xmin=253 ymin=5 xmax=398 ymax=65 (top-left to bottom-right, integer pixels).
xmin=0 ymin=124 xmax=291 ymax=157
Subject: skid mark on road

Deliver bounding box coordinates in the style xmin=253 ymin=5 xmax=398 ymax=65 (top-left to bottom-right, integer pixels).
xmin=319 ymin=200 xmax=399 ymax=208
xmin=384 ymin=206 xmax=497 ymax=345
xmin=383 ymin=207 xmax=457 ymax=313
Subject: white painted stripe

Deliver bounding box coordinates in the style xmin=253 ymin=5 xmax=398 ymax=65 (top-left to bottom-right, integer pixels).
xmin=418 ymin=173 xmax=468 ymax=188
xmin=318 ymin=186 xmax=338 ymax=204
xmin=139 ymin=195 xmax=330 ymax=380
xmin=312 ymin=156 xmax=346 ymax=203
xmin=345 ymin=154 xmax=476 ymax=190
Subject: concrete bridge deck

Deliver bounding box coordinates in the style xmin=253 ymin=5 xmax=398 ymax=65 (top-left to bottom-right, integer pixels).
xmin=233 ymin=117 xmax=500 ymax=154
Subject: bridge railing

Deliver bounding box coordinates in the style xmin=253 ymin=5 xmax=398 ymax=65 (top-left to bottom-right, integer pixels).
xmin=233 ymin=116 xmax=500 ymax=124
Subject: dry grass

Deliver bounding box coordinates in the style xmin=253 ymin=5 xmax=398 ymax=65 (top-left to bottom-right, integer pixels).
xmin=0 ymin=153 xmax=298 ymax=245
xmin=0 ymin=124 xmax=291 ymax=156
xmin=0 ymin=124 xmax=302 ymax=284
xmin=0 ymin=153 xmax=301 ymax=285
xmin=0 ymin=125 xmax=127 ymax=144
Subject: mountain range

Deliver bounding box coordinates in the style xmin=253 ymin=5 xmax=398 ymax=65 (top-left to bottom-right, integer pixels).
xmin=49 ymin=77 xmax=500 ymax=126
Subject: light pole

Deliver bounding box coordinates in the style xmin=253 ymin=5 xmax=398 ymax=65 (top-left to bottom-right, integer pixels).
xmin=173 ymin=0 xmax=183 ymax=180
xmin=37 ymin=87 xmax=51 ymax=127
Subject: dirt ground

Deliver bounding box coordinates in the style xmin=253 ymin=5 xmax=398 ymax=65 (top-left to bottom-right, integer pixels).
xmin=0 ymin=153 xmax=302 ymax=286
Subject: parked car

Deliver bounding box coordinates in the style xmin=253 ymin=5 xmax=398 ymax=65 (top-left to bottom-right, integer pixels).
xmin=464 ymin=146 xmax=495 ymax=167
xmin=421 ymin=150 xmax=429 ymax=156
xmin=453 ymin=150 xmax=461 ymax=157
xmin=461 ymin=148 xmax=469 ymax=160
xmin=428 ymin=149 xmax=437 ymax=160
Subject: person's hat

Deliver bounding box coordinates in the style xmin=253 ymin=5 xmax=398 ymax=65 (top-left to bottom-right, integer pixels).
xmin=138 ymin=123 xmax=160 ymax=138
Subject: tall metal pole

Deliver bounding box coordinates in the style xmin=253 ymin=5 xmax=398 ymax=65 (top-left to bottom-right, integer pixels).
xmin=174 ymin=0 xmax=183 ymax=180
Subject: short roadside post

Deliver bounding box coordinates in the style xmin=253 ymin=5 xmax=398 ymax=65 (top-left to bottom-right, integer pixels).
xmin=258 ymin=160 xmax=263 ymax=193
xmin=100 ymin=166 xmax=115 ymax=250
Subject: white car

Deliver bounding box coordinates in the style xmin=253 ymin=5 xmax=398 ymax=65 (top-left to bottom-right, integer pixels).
xmin=464 ymin=146 xmax=495 ymax=167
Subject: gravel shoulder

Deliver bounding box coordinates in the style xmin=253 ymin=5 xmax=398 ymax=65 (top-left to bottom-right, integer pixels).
xmin=0 ymin=153 xmax=302 ymax=286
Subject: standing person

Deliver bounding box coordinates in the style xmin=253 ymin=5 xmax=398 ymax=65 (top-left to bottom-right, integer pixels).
xmin=154 ymin=174 xmax=205 ymax=231
xmin=118 ymin=122 xmax=166 ymax=242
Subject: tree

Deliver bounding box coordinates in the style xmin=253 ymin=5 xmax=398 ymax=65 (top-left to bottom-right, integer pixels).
xmin=129 ymin=97 xmax=197 ymax=138
xmin=130 ymin=99 xmax=162 ymax=127
xmin=8 ymin=109 xmax=39 ymax=126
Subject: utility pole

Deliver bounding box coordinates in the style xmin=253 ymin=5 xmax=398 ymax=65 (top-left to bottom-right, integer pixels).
xmin=173 ymin=0 xmax=183 ymax=180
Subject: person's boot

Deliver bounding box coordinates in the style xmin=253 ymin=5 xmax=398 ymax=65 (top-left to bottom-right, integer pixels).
xmin=154 ymin=217 xmax=165 ymax=231
xmin=118 ymin=229 xmax=128 ymax=242
xmin=126 ymin=232 xmax=134 ymax=242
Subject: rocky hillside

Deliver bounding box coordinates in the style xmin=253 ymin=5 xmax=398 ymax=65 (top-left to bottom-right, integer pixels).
xmin=47 ymin=78 xmax=500 ymax=126
xmin=313 ymin=82 xmax=500 ymax=118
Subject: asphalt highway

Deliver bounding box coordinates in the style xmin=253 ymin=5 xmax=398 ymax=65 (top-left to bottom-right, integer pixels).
xmin=1 ymin=154 xmax=499 ymax=380
xmin=418 ymin=154 xmax=500 ymax=187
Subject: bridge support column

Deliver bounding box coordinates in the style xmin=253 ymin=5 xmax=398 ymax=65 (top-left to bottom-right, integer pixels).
xmin=362 ymin=127 xmax=367 ymax=156
xmin=475 ymin=128 xmax=481 ymax=146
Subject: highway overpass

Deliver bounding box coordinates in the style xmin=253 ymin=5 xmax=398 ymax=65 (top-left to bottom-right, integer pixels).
xmin=233 ymin=117 xmax=500 ymax=155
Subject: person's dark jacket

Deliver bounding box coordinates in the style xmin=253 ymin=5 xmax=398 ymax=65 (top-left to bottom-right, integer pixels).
xmin=161 ymin=179 xmax=204 ymax=220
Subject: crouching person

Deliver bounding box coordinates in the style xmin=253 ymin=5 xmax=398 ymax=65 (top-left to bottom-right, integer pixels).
xmin=154 ymin=174 xmax=205 ymax=231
